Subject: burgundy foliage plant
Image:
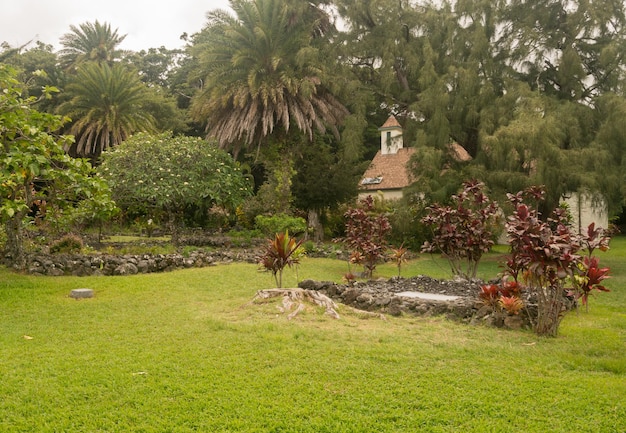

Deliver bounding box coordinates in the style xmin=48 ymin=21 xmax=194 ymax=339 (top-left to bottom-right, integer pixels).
xmin=344 ymin=195 xmax=391 ymax=279
xmin=503 ymin=186 xmax=612 ymax=336
xmin=421 ymin=180 xmax=500 ymax=279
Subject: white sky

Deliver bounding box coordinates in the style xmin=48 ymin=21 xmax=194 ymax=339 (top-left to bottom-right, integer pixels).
xmin=0 ymin=0 xmax=232 ymax=52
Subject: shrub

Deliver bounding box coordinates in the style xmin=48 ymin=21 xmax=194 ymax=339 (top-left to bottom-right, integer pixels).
xmin=387 ymin=198 xmax=430 ymax=251
xmin=499 ymin=295 xmax=524 ymax=315
xmin=503 ymin=186 xmax=612 ymax=336
xmin=344 ymin=195 xmax=391 ymax=278
xmin=254 ymin=214 xmax=307 ymax=237
xmin=421 ymin=180 xmax=500 ymax=279
xmin=50 ymin=234 xmax=84 ymax=254
xmin=302 ymin=240 xmax=317 ymax=254
xmin=479 ymin=281 xmax=524 ymax=311
xmin=389 ymin=244 xmax=409 ymax=277
xmin=259 ymin=231 xmax=305 ymax=288
xmin=572 ymin=223 xmax=612 ymax=311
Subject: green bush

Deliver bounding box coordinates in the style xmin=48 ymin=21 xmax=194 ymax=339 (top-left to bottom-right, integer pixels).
xmin=301 ymin=240 xmax=317 ymax=254
xmin=255 ymin=214 xmax=307 ymax=236
xmin=387 ymin=199 xmax=430 ymax=251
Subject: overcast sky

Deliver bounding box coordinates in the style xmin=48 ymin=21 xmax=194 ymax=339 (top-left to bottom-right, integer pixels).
xmin=0 ymin=0 xmax=232 ymax=52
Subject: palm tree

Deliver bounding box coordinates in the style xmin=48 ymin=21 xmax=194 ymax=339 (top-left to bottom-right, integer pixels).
xmin=190 ymin=0 xmax=348 ymax=155
xmin=59 ymin=20 xmax=126 ymax=68
xmin=58 ymin=63 xmax=155 ymax=160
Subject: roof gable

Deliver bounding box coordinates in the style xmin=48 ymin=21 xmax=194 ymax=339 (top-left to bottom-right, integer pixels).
xmin=379 ymin=115 xmax=402 ymax=130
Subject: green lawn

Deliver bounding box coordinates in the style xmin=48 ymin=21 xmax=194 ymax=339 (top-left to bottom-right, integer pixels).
xmin=1 ymin=239 xmax=625 ymax=432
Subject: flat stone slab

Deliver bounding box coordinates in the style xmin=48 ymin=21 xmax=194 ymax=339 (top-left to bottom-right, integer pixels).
xmin=395 ymin=291 xmax=461 ymax=301
xmin=70 ymin=288 xmax=94 ymax=299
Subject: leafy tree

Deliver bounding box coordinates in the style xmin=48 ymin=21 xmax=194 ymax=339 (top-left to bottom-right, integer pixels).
xmin=189 ymin=0 xmax=348 ymax=155
xmin=501 ymin=0 xmax=626 ymax=102
xmin=58 ymin=62 xmax=156 ymax=160
xmin=291 ymin=133 xmax=363 ymax=240
xmin=59 ymin=20 xmax=127 ymax=68
xmin=139 ymin=86 xmax=188 ymax=135
xmin=0 ymin=65 xmax=115 ymax=268
xmin=336 ymin=0 xmax=626 ymax=217
xmin=98 ymin=133 xmax=252 ymax=244
xmin=121 ymin=46 xmax=185 ymax=89
xmin=120 ymin=47 xmax=190 ymax=134
xmin=2 ymin=41 xmax=66 ymax=114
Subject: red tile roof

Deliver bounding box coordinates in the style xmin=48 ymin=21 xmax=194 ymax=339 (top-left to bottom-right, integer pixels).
xmin=449 ymin=142 xmax=472 ymax=161
xmin=379 ymin=115 xmax=402 ymax=129
xmin=359 ymin=147 xmax=416 ymax=191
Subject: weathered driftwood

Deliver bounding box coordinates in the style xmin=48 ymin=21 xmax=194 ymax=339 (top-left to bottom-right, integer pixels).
xmin=253 ymin=288 xmax=340 ymax=319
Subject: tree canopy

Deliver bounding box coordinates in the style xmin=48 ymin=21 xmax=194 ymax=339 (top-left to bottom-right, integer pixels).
xmin=59 ymin=20 xmax=127 ymax=68
xmin=58 ymin=62 xmax=157 ymax=160
xmin=189 ymin=0 xmax=349 ymax=154
xmin=334 ymin=0 xmax=626 ymax=214
xmin=98 ymin=133 xmax=252 ymax=241
xmin=2 ymin=0 xmax=626 ymax=222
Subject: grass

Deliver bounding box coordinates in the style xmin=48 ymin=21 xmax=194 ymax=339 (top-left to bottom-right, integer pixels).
xmin=1 ymin=239 xmax=625 ymax=432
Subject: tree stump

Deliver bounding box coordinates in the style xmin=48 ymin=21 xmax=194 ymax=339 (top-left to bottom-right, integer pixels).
xmin=252 ymin=288 xmax=340 ymax=319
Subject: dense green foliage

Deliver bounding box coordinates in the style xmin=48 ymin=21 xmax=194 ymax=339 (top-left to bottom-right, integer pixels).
xmin=0 ymin=65 xmax=115 ymax=268
xmin=2 ymin=0 xmax=626 ymax=231
xmin=254 ymin=214 xmax=307 ymax=236
xmin=98 ymin=133 xmax=252 ymax=241
xmin=335 ymin=0 xmax=626 ymax=213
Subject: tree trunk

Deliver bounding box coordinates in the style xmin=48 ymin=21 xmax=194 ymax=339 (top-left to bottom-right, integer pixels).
xmin=167 ymin=209 xmax=180 ymax=247
xmin=308 ymin=208 xmax=324 ymax=242
xmin=4 ymin=212 xmax=26 ymax=270
xmin=534 ymin=285 xmax=566 ymax=337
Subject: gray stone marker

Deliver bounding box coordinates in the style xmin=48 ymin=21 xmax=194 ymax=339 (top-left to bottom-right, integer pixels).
xmin=395 ymin=291 xmax=460 ymax=301
xmin=70 ymin=288 xmax=94 ymax=299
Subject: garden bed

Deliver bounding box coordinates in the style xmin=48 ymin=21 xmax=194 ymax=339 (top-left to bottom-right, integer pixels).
xmin=299 ymin=276 xmax=543 ymax=330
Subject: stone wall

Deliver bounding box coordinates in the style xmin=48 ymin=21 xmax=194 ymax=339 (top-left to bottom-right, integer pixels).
xmin=24 ymin=249 xmax=260 ymax=276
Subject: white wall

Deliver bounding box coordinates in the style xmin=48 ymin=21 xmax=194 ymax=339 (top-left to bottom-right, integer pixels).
xmin=358 ymin=189 xmax=404 ymax=201
xmin=380 ymin=128 xmax=403 ymax=155
xmin=563 ymin=192 xmax=609 ymax=233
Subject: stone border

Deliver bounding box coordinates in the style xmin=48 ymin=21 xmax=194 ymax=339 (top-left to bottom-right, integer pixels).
xmin=24 ymin=249 xmax=261 ymax=276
